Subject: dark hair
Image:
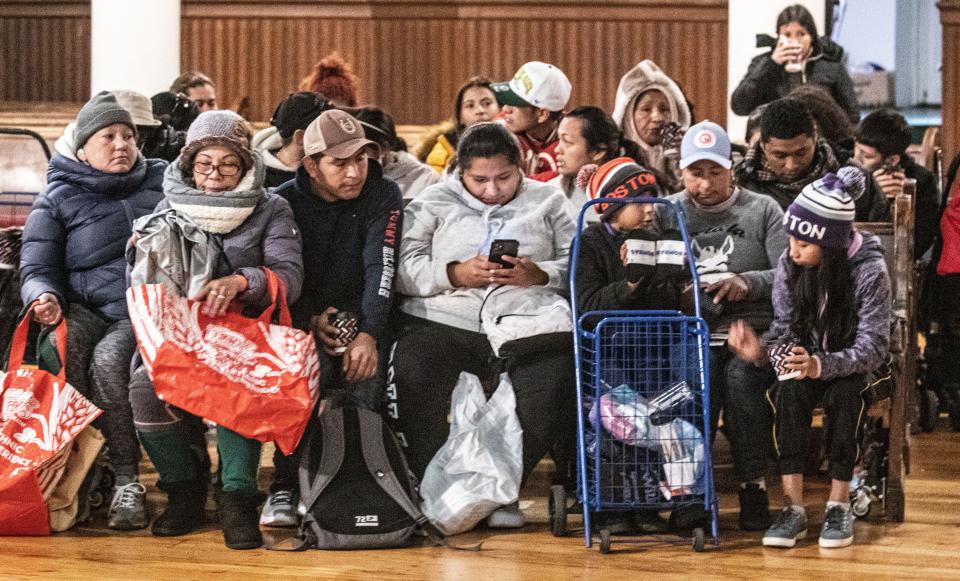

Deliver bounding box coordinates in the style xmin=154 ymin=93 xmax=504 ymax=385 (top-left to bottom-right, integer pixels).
xmin=786 ymin=85 xmax=853 ymax=144
xmin=745 ymin=103 xmax=768 ymax=143
xmin=565 ymin=106 xmax=647 ymax=165
xmin=453 ymin=76 xmax=497 ymax=133
xmin=452 ymin=122 xmax=522 ymax=172
xmin=776 ymin=4 xmax=818 ymax=39
xmin=760 ymin=98 xmax=816 ymax=143
xmin=354 ymin=107 xmax=407 ymax=152
xmin=170 ymin=71 xmax=216 ymax=94
xmin=298 ymin=52 xmax=360 ymax=107
xmin=855 ymin=109 xmax=911 ymax=158
xmin=786 ymin=247 xmax=857 ymax=352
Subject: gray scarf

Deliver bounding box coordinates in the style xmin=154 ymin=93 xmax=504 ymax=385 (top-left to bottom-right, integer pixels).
xmin=162 ymin=150 xmax=265 ymax=234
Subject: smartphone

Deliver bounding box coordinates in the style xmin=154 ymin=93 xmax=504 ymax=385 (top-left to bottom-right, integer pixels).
xmin=489 ymin=239 xmax=519 ymax=269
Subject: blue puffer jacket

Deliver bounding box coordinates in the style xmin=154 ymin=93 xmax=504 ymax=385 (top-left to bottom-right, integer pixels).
xmin=20 ymin=153 xmax=167 ymax=321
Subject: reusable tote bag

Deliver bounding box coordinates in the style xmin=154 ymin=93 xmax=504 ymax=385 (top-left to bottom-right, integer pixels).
xmin=127 ymin=268 xmax=319 ymax=455
xmin=0 ymin=304 xmax=101 ymax=535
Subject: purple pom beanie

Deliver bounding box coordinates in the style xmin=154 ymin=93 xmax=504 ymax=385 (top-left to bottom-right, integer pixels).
xmin=782 ymin=166 xmax=867 ymax=250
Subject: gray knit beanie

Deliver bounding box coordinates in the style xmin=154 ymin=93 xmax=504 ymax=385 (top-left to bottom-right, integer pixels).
xmin=179 ymin=110 xmax=254 ymax=174
xmin=75 ymin=91 xmax=136 ymax=150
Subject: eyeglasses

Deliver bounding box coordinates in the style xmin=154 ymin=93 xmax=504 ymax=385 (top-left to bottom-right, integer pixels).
xmin=193 ymin=161 xmax=241 ymax=176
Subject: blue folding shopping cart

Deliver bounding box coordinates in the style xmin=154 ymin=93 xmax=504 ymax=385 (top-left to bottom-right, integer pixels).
xmin=550 ymin=197 xmax=719 ymax=553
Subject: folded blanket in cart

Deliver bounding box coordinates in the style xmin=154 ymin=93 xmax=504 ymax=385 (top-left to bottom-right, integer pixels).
xmin=594 ymin=384 xmax=705 ymax=499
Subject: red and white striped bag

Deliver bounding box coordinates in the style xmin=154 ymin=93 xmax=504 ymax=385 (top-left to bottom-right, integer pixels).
xmin=127 ymin=268 xmax=320 ymax=455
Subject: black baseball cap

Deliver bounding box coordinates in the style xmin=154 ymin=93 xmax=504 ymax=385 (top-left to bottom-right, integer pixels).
xmin=270 ymin=92 xmax=331 ymax=139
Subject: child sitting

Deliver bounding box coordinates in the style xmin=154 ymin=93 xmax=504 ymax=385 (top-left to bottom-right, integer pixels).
xmin=729 ymin=166 xmax=891 ymax=549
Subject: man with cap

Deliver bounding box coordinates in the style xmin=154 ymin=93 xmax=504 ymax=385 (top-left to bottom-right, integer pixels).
xmin=264 ymin=109 xmax=403 ymax=526
xmin=655 ymin=120 xmax=788 ymax=532
xmin=492 ymin=61 xmax=572 ymax=181
xmin=112 ymin=89 xmax=183 ymax=162
xmin=252 ymin=91 xmax=332 ymax=188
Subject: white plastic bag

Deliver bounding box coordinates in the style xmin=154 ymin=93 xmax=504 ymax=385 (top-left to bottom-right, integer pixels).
xmin=419 ymin=372 xmax=523 ymax=535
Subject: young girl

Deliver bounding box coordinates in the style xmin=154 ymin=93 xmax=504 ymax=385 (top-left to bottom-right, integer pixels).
xmin=728 ymin=166 xmax=891 ymax=549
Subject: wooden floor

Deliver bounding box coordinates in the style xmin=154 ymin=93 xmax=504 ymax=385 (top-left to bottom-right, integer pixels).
xmin=5 ymin=418 xmax=960 ymax=581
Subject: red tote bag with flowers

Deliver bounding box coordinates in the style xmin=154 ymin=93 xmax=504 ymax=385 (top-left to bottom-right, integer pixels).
xmin=127 ymin=269 xmax=320 ymax=455
xmin=0 ymin=304 xmax=102 ymax=535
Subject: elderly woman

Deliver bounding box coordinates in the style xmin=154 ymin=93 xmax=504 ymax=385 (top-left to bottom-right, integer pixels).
xmin=612 ymin=60 xmax=692 ymax=193
xmin=391 ymin=122 xmax=576 ymax=529
xmin=20 ymin=91 xmax=166 ymax=531
xmin=127 ymin=110 xmax=303 ymax=550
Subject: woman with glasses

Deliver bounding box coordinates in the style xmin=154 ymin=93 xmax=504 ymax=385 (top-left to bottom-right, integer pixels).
xmin=127 ymin=110 xmax=303 ymax=550
xmin=20 ymin=91 xmax=166 ymax=532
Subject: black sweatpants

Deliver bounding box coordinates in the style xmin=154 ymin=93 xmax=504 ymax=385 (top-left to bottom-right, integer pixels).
xmin=772 ymin=372 xmax=866 ymax=482
xmin=709 ymin=346 xmax=775 ymax=481
xmin=386 ymin=316 xmax=575 ymax=482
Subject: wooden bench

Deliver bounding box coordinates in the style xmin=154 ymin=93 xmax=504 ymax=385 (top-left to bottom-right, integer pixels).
xmin=850 ymin=181 xmax=917 ymax=522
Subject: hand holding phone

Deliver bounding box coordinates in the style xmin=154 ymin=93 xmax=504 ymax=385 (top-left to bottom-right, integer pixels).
xmin=489 ymin=239 xmax=519 ymax=269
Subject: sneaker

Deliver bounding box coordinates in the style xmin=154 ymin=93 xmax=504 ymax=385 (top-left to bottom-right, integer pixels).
xmin=260 ymin=489 xmax=298 ymax=527
xmin=107 ymin=482 xmax=149 ymax=530
xmin=819 ymin=504 xmax=854 ymax=548
xmin=486 ymin=502 xmax=525 ymax=528
xmin=738 ymin=484 xmax=771 ymax=531
xmin=762 ymin=506 xmax=808 ymax=548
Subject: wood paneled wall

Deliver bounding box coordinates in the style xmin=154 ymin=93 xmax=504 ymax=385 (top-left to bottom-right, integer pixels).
xmin=940 ymin=0 xmax=959 ymax=163
xmin=1 ymin=0 xmax=728 ymax=126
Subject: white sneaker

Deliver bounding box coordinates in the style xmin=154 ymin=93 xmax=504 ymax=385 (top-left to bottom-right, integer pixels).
xmin=259 ymin=489 xmax=298 ymax=527
xmin=486 ymin=502 xmax=525 ymax=528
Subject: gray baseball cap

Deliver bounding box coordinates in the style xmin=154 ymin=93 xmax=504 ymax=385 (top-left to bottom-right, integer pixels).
xmin=679 ymin=120 xmax=732 ymax=170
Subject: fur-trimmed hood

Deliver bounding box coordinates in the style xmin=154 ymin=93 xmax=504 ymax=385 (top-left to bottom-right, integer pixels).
xmin=611 ymin=60 xmax=692 ymax=140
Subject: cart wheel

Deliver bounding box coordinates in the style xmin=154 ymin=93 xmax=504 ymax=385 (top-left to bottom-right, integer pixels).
xmin=692 ymin=527 xmax=705 ymax=552
xmin=548 ymin=484 xmax=568 ymax=537
xmin=851 ymin=494 xmax=872 ymax=518
xmin=88 ymin=490 xmax=104 ymax=510
xmin=599 ymin=529 xmax=612 ymax=554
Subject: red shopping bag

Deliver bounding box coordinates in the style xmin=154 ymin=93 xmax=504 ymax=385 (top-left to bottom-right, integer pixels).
xmin=127 ymin=269 xmax=320 ymax=455
xmin=0 ymin=304 xmax=102 ymax=535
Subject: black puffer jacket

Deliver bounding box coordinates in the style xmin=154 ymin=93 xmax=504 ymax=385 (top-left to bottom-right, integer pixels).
xmin=731 ymin=36 xmax=859 ymax=124
xmin=20 ymin=154 xmax=166 ymax=321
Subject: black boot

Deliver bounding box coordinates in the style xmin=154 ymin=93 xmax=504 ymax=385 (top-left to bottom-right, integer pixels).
xmin=738 ymin=483 xmax=771 ymax=531
xmin=151 ymin=480 xmax=207 ymax=537
xmin=217 ymin=490 xmax=264 ymax=550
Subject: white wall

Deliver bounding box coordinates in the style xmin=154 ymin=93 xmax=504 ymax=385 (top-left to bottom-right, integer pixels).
xmin=834 ymin=0 xmax=897 ymax=71
xmin=727 ymin=0 xmax=825 ymax=142
xmin=90 ymin=0 xmax=180 ymax=98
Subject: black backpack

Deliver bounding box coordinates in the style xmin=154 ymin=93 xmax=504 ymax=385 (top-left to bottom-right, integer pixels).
xmin=286 ymin=406 xmax=437 ymax=550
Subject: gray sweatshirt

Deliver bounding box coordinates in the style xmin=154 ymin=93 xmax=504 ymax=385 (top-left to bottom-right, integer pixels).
xmin=396 ymin=170 xmax=576 ymax=331
xmin=656 ymin=187 xmax=788 ymax=331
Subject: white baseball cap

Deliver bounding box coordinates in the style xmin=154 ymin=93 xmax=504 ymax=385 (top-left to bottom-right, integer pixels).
xmin=679 ymin=120 xmax=732 ymax=170
xmin=491 ymin=61 xmax=572 ymax=112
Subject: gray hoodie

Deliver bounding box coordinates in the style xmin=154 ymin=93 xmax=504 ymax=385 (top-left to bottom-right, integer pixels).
xmin=384 ymin=150 xmax=441 ymax=200
xmin=396 ymin=170 xmax=576 ymax=331
xmin=763 ymin=232 xmax=891 ymax=381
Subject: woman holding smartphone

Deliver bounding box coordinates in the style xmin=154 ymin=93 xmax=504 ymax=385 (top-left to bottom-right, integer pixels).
xmin=391 ymin=122 xmax=576 ymax=530
xmin=731 ymin=4 xmax=859 ymax=124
